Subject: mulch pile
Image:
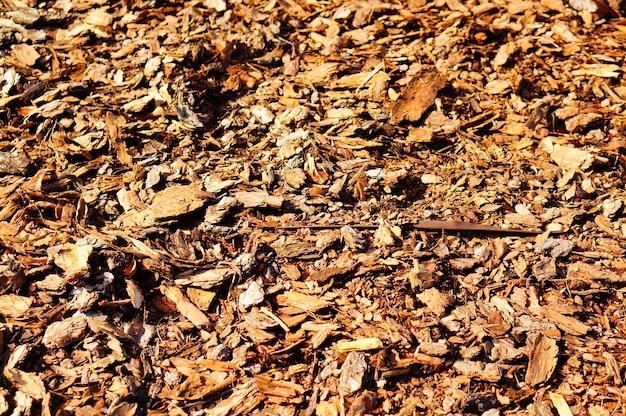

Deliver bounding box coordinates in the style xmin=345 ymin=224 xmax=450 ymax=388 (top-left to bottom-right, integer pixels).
xmin=2 ymin=0 xmax=626 ymax=414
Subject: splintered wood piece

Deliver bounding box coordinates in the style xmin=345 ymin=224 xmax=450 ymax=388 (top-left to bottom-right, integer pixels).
xmin=602 ymin=352 xmax=623 ymax=385
xmin=160 ymin=285 xmax=210 ymax=328
xmin=254 ymin=374 xmax=304 ymax=400
xmin=525 ymin=333 xmax=558 ymax=386
xmin=275 ymin=291 xmax=330 ymax=313
xmin=204 ymin=380 xmax=259 ymax=416
xmin=391 ymin=70 xmax=446 ymax=124
xmin=337 ymin=337 xmax=383 ymax=353
xmin=549 ymin=392 xmax=574 ymax=416
xmin=541 ymin=306 xmax=590 ymax=335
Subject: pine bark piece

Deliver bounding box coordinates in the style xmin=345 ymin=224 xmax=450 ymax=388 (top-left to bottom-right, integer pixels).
xmin=175 ymin=267 xmax=234 ymax=289
xmin=390 ymin=70 xmax=446 ymax=124
xmin=48 ymin=241 xmax=93 ymax=282
xmin=42 ymin=316 xmax=88 ymax=348
xmin=416 ymin=287 xmax=452 ymax=316
xmin=149 ymin=184 xmax=213 ymax=222
xmin=339 ymin=351 xmax=369 ymax=396
xmin=0 ymin=295 xmax=32 ymax=317
xmin=452 ymin=361 xmax=501 ymax=382
xmin=105 ymin=112 xmax=132 ymax=166
xmin=525 ymin=333 xmax=559 ymax=386
xmin=0 ymin=152 xmax=31 ymax=175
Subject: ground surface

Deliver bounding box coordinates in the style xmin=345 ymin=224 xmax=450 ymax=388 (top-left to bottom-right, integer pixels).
xmin=2 ymin=0 xmax=626 ymax=414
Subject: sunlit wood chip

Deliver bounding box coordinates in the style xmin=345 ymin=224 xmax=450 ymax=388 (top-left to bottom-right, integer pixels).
xmin=549 ymin=392 xmax=574 ymax=416
xmin=337 ymin=337 xmax=383 ymax=353
xmin=492 ymin=42 xmax=515 ymax=68
xmin=175 ymin=267 xmax=233 ymax=289
xmin=391 ymin=70 xmax=446 ymax=124
xmin=339 ymin=351 xmax=369 ymax=396
xmin=125 ymin=279 xmax=144 ymax=309
xmin=374 ymin=217 xmax=402 ymax=247
xmin=421 ymin=173 xmax=441 ymax=184
xmin=238 ymin=281 xmax=264 ymax=311
xmin=571 ymin=64 xmax=620 ymax=77
xmin=0 ymin=295 xmax=32 ymax=317
xmin=43 ymin=315 xmax=88 ymax=348
xmin=3 ymin=368 xmax=46 ymax=400
xmin=453 ymin=361 xmax=501 ymax=382
xmin=541 ymin=306 xmax=590 ymax=335
xmin=254 ymin=374 xmax=304 ymax=401
xmin=552 ymin=21 xmax=581 ymax=43
xmin=160 ymin=285 xmax=210 ymax=328
xmin=283 ymin=167 xmax=307 ymax=189
xmin=235 ymin=190 xmax=284 ymax=208
xmin=525 ymin=333 xmax=558 ymax=386
xmin=275 ymin=291 xmax=330 ymax=312
xmin=48 ymin=241 xmax=93 ymax=282
xmin=416 ymin=287 xmax=452 ymax=316
xmin=11 ymin=44 xmax=40 ymax=66
xmin=149 ymin=184 xmax=212 ymax=221
xmin=564 ymin=113 xmax=602 ymax=133
xmin=484 ymin=79 xmax=511 ymax=94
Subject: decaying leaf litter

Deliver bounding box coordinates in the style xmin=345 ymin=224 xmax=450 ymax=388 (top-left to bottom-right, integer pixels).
xmin=1 ymin=0 xmax=626 ymax=413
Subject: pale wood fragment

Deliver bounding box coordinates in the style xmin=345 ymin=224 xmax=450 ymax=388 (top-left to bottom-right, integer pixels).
xmin=549 ymin=392 xmax=574 ymax=416
xmin=540 ymin=306 xmax=590 ymax=336
xmin=160 ymin=285 xmax=210 ymax=328
xmin=337 ymin=337 xmax=383 ymax=353
xmin=526 ymin=333 xmax=559 ymax=386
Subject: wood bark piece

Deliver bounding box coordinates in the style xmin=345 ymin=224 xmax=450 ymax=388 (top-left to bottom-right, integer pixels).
xmin=525 ymin=333 xmax=559 ymax=386
xmin=540 ymin=306 xmax=590 ymax=336
xmin=337 ymin=337 xmax=383 ymax=353
xmin=549 ymin=392 xmax=574 ymax=416
xmin=42 ymin=315 xmax=88 ymax=348
xmin=275 ymin=291 xmax=330 ymax=313
xmin=339 ymin=351 xmax=369 ymax=396
xmin=0 ymin=295 xmax=32 ymax=317
xmin=254 ymin=374 xmax=305 ymax=401
xmin=391 ymin=70 xmax=446 ymax=124
xmin=160 ymin=285 xmax=210 ymax=328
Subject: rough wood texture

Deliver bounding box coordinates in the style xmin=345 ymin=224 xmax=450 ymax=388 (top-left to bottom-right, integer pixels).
xmin=2 ymin=0 xmax=626 ymax=414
